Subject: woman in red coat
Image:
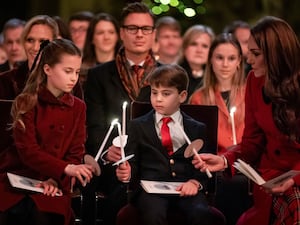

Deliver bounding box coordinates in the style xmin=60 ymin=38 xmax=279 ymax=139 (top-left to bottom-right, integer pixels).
xmin=193 ymin=16 xmax=300 ymax=225
xmin=0 ymin=39 xmax=94 ymax=225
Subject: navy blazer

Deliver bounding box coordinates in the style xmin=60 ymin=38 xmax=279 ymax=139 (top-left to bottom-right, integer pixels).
xmin=126 ymin=110 xmax=210 ymax=194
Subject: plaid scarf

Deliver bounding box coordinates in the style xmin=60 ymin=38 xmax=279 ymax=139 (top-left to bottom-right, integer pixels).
xmin=272 ymin=187 xmax=300 ymax=225
xmin=116 ymin=46 xmax=156 ymax=100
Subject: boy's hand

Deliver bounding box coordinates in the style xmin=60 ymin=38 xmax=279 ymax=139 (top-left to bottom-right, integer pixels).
xmin=176 ymin=179 xmax=200 ymax=197
xmin=106 ymin=145 xmax=122 ymax=162
xmin=116 ymin=161 xmax=131 ymax=183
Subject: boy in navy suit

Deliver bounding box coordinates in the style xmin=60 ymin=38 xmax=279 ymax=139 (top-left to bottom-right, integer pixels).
xmin=116 ymin=64 xmax=218 ymax=225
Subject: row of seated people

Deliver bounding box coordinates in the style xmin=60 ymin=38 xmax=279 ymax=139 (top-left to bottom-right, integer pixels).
xmin=0 ymin=5 xmax=252 ymax=225
xmin=3 ymin=3 xmax=298 ymax=225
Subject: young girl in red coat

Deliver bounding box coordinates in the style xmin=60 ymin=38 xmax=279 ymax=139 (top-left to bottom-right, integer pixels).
xmin=0 ymin=39 xmax=94 ymax=225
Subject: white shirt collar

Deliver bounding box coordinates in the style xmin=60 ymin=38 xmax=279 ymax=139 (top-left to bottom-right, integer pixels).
xmin=155 ymin=110 xmax=182 ymax=125
xmin=127 ymin=59 xmax=145 ymax=67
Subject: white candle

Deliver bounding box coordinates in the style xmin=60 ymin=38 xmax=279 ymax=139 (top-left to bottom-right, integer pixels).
xmin=95 ymin=119 xmax=119 ymax=161
xmin=230 ymin=106 xmax=237 ymax=145
xmin=122 ymin=101 xmax=128 ymax=136
xmin=116 ymin=121 xmax=125 ymax=160
xmin=175 ymin=122 xmax=212 ymax=178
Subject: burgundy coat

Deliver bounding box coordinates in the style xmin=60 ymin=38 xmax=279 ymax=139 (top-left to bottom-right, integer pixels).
xmin=0 ymin=87 xmax=86 ymax=225
xmin=225 ymin=71 xmax=300 ymax=225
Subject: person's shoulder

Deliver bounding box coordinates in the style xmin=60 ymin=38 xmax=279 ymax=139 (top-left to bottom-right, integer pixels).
xmin=246 ymin=70 xmax=265 ymax=86
xmin=0 ymin=61 xmax=10 ymax=73
xmin=86 ymin=60 xmax=118 ymax=83
xmin=88 ymin=60 xmax=117 ymax=74
xmin=0 ymin=68 xmax=16 ymax=79
xmin=0 ymin=61 xmax=27 ymax=79
xmin=131 ymin=110 xmax=155 ymax=123
xmin=73 ymin=95 xmax=86 ymax=107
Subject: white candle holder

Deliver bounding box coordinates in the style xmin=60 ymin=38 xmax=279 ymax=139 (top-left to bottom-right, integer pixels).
xmin=230 ymin=106 xmax=237 ymax=145
xmin=175 ymin=122 xmax=212 ymax=178
xmin=84 ymin=119 xmax=119 ymax=176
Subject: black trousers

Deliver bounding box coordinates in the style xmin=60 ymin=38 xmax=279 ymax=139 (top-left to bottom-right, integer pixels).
xmin=134 ymin=190 xmax=217 ymax=225
xmin=215 ymin=173 xmax=253 ymax=225
xmin=0 ymin=196 xmax=64 ymax=225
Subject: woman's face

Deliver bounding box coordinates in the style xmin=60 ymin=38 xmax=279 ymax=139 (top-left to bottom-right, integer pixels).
xmin=246 ymin=35 xmax=265 ymax=77
xmin=184 ymin=33 xmax=211 ymax=70
xmin=24 ymin=24 xmax=54 ymax=69
xmin=211 ymin=43 xmax=241 ymax=83
xmin=93 ymin=20 xmax=118 ymax=54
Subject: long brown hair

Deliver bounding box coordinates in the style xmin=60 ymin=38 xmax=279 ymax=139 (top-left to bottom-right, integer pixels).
xmin=197 ymin=33 xmax=245 ymax=125
xmin=11 ymin=39 xmax=82 ymax=129
xmin=82 ymin=13 xmax=120 ymax=66
xmin=252 ymin=16 xmax=300 ymax=141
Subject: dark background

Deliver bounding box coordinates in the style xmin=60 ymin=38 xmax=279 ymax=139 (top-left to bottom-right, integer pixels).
xmin=1 ymin=0 xmax=300 ymax=37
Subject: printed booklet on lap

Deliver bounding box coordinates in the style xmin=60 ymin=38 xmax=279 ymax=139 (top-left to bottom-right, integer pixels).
xmin=233 ymin=159 xmax=300 ymax=189
xmin=7 ymin=172 xmax=62 ymax=196
xmin=140 ymin=180 xmax=184 ymax=194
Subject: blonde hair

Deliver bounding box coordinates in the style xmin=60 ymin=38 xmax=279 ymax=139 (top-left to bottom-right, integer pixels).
xmin=198 ymin=33 xmax=246 ymax=125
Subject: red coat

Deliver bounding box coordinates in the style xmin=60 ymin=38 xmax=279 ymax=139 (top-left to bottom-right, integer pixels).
xmin=0 ymin=87 xmax=86 ymax=225
xmin=189 ymin=86 xmax=245 ymax=154
xmin=225 ymin=71 xmax=300 ymax=225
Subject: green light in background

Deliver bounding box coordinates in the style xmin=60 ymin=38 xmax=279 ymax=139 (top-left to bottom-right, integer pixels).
xmin=196 ymin=5 xmax=206 ymax=14
xmin=152 ymin=6 xmax=163 ymax=15
xmin=160 ymin=0 xmax=170 ymax=5
xmin=193 ymin=0 xmax=203 ymax=4
xmin=177 ymin=2 xmax=185 ymax=13
xmin=160 ymin=3 xmax=170 ymax=12
xmin=184 ymin=8 xmax=196 ymax=17
xmin=169 ymin=0 xmax=179 ymax=7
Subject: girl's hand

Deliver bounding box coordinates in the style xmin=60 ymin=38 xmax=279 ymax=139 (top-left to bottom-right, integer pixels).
xmin=176 ymin=180 xmax=199 ymax=197
xmin=116 ymin=161 xmax=131 ymax=183
xmin=36 ymin=178 xmax=62 ymax=197
xmin=64 ymin=164 xmax=94 ymax=186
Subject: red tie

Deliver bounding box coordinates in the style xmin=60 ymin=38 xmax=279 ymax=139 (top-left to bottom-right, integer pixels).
xmin=161 ymin=117 xmax=173 ymax=155
xmin=132 ymin=65 xmax=141 ymax=74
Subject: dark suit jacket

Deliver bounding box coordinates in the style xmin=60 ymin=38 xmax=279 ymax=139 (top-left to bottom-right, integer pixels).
xmin=0 ymin=61 xmax=10 ymax=73
xmin=84 ymin=60 xmax=156 ymax=156
xmin=126 ymin=110 xmax=210 ymax=197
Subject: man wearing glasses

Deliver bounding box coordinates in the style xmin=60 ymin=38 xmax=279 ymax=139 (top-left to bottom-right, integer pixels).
xmin=83 ymin=2 xmax=158 ymax=225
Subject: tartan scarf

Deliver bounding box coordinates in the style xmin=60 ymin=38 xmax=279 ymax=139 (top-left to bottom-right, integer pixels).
xmin=272 ymin=186 xmax=300 ymax=225
xmin=116 ymin=46 xmax=156 ymax=100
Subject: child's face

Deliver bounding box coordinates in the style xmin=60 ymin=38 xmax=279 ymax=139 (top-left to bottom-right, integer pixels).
xmin=150 ymin=84 xmax=187 ymax=116
xmin=44 ymin=53 xmax=81 ymax=97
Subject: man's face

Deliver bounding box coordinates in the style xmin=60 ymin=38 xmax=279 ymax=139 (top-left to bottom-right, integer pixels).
xmin=156 ymin=27 xmax=182 ymax=60
xmin=3 ymin=26 xmax=27 ymax=65
xmin=120 ymin=13 xmax=155 ymax=60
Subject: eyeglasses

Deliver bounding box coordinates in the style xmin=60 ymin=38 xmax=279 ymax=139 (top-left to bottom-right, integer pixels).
xmin=70 ymin=27 xmax=88 ymax=34
xmin=122 ymin=25 xmax=155 ymax=35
